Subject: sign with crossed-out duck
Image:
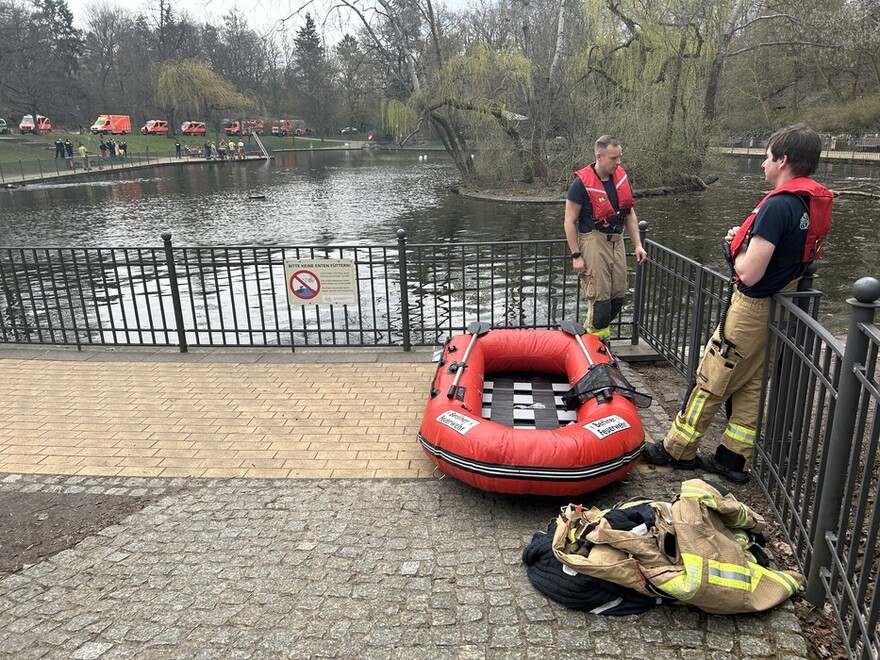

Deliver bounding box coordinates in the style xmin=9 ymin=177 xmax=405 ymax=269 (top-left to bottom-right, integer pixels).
xmin=284 ymin=258 xmax=358 ymax=306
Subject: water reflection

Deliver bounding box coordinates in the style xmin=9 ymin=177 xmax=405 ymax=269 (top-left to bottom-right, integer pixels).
xmin=2 ymin=150 xmax=878 ymax=335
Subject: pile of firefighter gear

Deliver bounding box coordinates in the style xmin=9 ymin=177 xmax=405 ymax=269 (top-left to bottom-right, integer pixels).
xmin=522 ymin=478 xmax=803 ymax=615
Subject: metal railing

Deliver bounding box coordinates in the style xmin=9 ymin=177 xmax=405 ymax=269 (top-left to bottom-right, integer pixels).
xmin=0 ymin=230 xmax=636 ymax=350
xmin=635 ymin=237 xmax=880 ymax=659
xmin=634 ymin=238 xmax=729 ymax=376
xmin=755 ymin=283 xmax=880 ymax=660
xmin=0 ymin=148 xmax=251 ymax=183
xmin=0 ymin=152 xmax=177 ymax=183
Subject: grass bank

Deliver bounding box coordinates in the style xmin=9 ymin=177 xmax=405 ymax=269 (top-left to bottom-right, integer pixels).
xmin=0 ymin=131 xmax=350 ymax=165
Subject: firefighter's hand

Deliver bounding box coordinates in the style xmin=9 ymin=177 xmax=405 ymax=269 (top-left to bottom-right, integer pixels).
xmin=573 ymin=256 xmax=586 ymax=275
xmin=634 ymin=246 xmax=648 ymax=264
xmin=725 ymin=226 xmax=740 ymax=244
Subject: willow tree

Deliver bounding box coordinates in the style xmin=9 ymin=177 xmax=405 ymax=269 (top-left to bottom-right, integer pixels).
xmin=338 ymin=0 xmax=477 ymax=177
xmin=421 ymin=45 xmax=537 ymax=183
xmin=538 ymin=0 xmax=719 ymax=186
xmin=155 ymin=59 xmax=253 ymax=136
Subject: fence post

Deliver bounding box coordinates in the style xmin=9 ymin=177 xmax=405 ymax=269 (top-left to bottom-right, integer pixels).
xmin=19 ymin=160 xmax=24 ymax=181
xmin=161 ymin=231 xmax=189 ymax=353
xmin=631 ymin=220 xmax=647 ymax=345
xmin=396 ymin=229 xmax=411 ymax=351
xmin=795 ymin=262 xmax=820 ymax=318
xmin=805 ymin=276 xmax=880 ymax=605
xmin=798 ymin=262 xmax=817 ymax=293
xmin=688 ymin=267 xmax=708 ymax=377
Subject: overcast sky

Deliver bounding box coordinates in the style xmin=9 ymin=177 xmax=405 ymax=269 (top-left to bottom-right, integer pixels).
xmin=63 ymin=0 xmax=471 ymax=35
xmin=63 ymin=0 xmax=322 ymax=32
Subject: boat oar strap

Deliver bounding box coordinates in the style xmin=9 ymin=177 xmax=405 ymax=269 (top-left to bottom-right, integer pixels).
xmin=562 ymin=364 xmax=653 ymax=411
xmin=429 ymin=338 xmax=454 ymax=397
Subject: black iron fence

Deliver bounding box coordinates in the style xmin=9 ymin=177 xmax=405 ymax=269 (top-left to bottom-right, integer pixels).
xmin=633 ymin=238 xmax=730 ymax=376
xmin=0 ymin=148 xmax=264 ymax=183
xmin=0 ymin=230 xmax=635 ymax=350
xmin=639 ymin=239 xmax=879 ymax=660
xmin=759 ymin=285 xmax=880 ymax=660
xmin=0 ymin=152 xmax=188 ymax=182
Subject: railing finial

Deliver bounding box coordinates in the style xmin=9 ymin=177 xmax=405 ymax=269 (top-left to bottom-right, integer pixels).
xmin=852 ymin=276 xmax=880 ymax=304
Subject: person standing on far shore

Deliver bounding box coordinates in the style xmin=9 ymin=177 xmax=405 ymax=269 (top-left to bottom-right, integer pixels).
xmin=77 ymin=142 xmax=90 ymax=171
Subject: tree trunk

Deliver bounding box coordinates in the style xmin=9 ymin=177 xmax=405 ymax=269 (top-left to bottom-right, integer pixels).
xmin=665 ymin=25 xmax=688 ymax=146
xmin=703 ymin=0 xmax=747 ymax=121
xmin=547 ymin=0 xmax=566 ymax=97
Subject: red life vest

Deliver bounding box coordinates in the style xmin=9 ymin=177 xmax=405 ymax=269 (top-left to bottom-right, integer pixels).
xmin=574 ymin=164 xmax=634 ymax=228
xmin=729 ymin=177 xmax=832 ymax=264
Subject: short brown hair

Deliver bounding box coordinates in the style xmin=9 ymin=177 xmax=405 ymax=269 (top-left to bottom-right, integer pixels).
xmin=766 ymin=124 xmax=821 ymax=177
xmin=595 ymin=135 xmax=621 ymax=153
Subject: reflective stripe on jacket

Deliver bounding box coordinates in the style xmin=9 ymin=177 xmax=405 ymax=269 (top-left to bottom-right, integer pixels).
xmin=551 ymin=479 xmax=803 ymax=614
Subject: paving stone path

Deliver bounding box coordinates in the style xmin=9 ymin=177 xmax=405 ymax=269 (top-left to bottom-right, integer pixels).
xmin=0 ymin=348 xmax=812 ymax=658
xmin=0 ymin=474 xmax=810 ymax=659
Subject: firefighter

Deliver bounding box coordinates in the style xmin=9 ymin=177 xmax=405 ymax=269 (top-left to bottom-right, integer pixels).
xmin=642 ymin=124 xmax=832 ymax=483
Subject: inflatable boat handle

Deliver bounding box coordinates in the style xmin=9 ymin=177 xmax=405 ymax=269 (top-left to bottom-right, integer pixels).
xmin=446 ymin=322 xmax=492 ymax=399
xmin=429 ymin=337 xmax=454 ymax=397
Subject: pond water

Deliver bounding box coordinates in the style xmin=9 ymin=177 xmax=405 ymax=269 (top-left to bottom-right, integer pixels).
xmin=1 ymin=149 xmax=877 ymax=332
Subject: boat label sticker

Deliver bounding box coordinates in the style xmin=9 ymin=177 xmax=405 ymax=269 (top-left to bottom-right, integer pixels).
xmin=583 ymin=415 xmax=631 ymax=439
xmin=436 ymin=410 xmax=480 ymax=435
xmin=285 ymin=258 xmax=357 ymax=306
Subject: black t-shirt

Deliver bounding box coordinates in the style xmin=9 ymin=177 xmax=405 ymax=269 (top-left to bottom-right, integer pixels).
xmin=566 ymin=170 xmax=624 ymax=234
xmin=738 ymin=192 xmax=809 ymax=298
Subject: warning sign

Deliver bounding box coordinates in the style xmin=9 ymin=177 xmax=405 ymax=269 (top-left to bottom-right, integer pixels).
xmin=583 ymin=415 xmax=631 ymax=439
xmin=284 ymin=258 xmax=357 ymax=306
xmin=436 ymin=410 xmax=480 ymax=435
xmin=289 ymin=269 xmax=321 ymax=301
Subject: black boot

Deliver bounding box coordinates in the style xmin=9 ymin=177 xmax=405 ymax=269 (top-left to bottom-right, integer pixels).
xmin=696 ymin=446 xmax=749 ymax=484
xmin=641 ymin=442 xmax=697 ymax=470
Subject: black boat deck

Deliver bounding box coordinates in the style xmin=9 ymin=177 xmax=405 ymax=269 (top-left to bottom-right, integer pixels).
xmin=482 ymin=372 xmax=576 ymax=430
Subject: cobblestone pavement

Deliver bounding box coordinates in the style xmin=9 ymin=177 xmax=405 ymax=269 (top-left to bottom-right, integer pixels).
xmin=0 ymin=347 xmax=812 ymax=659
xmin=0 ymin=473 xmax=810 ymax=660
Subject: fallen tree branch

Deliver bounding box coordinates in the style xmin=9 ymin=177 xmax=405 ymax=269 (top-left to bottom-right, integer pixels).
xmin=833 ymin=189 xmax=880 ymax=199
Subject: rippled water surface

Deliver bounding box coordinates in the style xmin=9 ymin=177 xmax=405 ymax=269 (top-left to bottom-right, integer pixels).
xmin=2 ymin=149 xmax=878 ymax=329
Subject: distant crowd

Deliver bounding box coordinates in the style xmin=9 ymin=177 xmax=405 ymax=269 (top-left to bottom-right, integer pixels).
xmin=54 ymin=137 xmax=129 ymax=170
xmin=175 ymin=139 xmax=248 ymax=160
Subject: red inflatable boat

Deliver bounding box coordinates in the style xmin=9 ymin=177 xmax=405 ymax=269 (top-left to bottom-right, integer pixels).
xmin=418 ymin=325 xmax=648 ymax=497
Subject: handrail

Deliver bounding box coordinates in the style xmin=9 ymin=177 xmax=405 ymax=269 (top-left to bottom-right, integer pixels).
xmin=252 ymin=132 xmax=270 ymax=160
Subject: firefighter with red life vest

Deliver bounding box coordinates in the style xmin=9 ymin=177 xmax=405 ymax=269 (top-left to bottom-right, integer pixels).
xmin=643 ymin=124 xmax=833 ymax=484
xmin=565 ymin=136 xmax=647 ymax=342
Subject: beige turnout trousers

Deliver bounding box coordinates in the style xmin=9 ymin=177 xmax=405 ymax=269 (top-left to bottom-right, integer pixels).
xmin=578 ymin=231 xmax=627 ymax=339
xmin=663 ymin=283 xmax=795 ymax=465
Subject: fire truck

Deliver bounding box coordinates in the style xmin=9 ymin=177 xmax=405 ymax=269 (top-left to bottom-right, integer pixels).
xmin=224 ymin=119 xmax=264 ymax=136
xmin=271 ymin=119 xmax=310 ymax=136
xmin=19 ymin=114 xmax=52 ymax=134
